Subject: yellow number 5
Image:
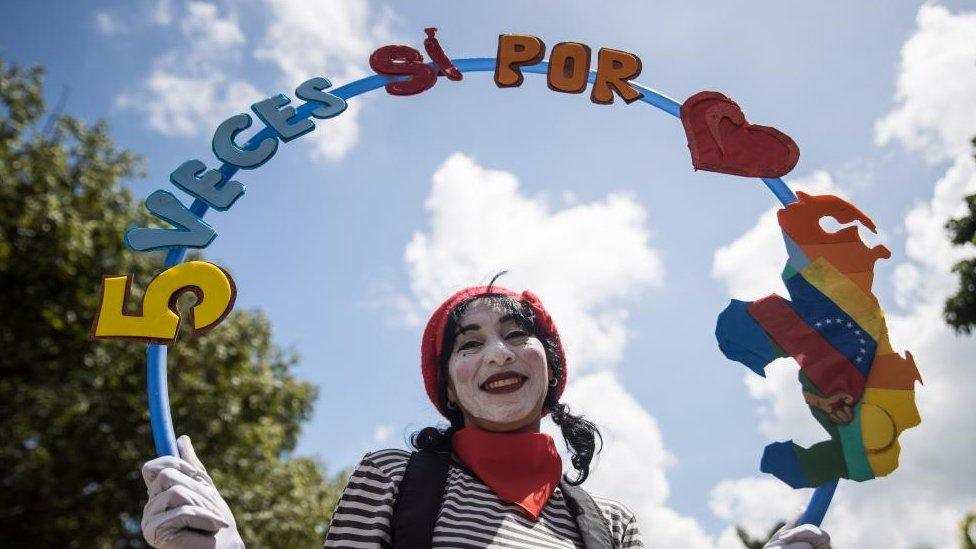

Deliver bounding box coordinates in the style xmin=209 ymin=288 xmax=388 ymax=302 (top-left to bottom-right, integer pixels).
xmin=92 ymin=261 xmax=236 ymax=343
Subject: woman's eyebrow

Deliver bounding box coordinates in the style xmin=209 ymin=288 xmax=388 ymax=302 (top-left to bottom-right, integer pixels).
xmin=457 ymin=315 xmax=519 ymax=336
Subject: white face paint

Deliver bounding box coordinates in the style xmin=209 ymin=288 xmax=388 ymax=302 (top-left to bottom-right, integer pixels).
xmin=446 ymin=299 xmax=550 ymax=431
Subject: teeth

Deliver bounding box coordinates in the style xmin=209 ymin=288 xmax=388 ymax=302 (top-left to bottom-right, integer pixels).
xmin=484 ymin=377 xmax=524 ymax=390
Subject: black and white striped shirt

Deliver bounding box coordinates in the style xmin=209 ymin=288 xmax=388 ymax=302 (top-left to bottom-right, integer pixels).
xmin=324 ymin=448 xmax=644 ymax=548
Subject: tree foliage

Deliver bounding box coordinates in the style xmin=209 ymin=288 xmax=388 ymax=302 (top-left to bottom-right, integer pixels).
xmin=961 ymin=511 xmax=976 ymax=549
xmin=944 ymin=136 xmax=976 ymax=334
xmin=0 ymin=58 xmax=344 ymax=548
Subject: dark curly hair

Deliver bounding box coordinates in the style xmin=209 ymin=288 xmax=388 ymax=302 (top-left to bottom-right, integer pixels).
xmin=410 ymin=273 xmax=602 ymax=485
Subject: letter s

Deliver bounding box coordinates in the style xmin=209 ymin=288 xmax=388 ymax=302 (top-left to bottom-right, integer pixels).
xmin=295 ymin=77 xmax=348 ymax=119
xmin=369 ymin=45 xmax=437 ymax=96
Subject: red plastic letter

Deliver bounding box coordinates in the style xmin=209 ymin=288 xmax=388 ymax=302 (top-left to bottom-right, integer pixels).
xmin=369 ymin=45 xmax=438 ymax=96
xmin=424 ymin=28 xmax=462 ymax=81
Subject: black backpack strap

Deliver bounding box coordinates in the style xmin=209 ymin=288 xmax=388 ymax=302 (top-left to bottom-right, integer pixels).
xmin=560 ymin=480 xmax=614 ymax=549
xmin=391 ymin=450 xmax=451 ymax=549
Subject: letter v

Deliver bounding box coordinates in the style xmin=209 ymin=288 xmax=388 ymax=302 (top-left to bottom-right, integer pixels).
xmin=124 ymin=190 xmax=217 ymax=252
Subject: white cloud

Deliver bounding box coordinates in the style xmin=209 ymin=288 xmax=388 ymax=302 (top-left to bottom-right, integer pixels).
xmin=709 ymin=477 xmax=808 ymax=547
xmin=372 ymin=424 xmax=392 ymax=443
xmin=253 ymin=0 xmax=396 ymax=160
xmin=118 ymin=67 xmax=262 ymax=138
xmin=153 ymin=0 xmax=175 ymax=26
xmin=254 ymin=0 xmax=392 ymax=86
xmin=711 ymin=170 xmax=842 ymax=299
xmin=712 ymin=206 xmax=786 ymax=300
xmin=898 ymin=153 xmax=976 ymax=300
xmin=870 ymin=10 xmax=976 ymax=524
xmin=116 ymin=2 xmax=262 ymax=138
xmin=182 ymin=2 xmax=245 ymax=52
xmin=742 ymin=359 xmax=829 ymax=447
xmin=119 ymin=0 xmax=396 ymax=161
xmin=402 ymin=152 xmax=665 ymax=372
xmin=400 ymin=152 xmax=713 ymax=545
xmin=874 ymin=4 xmax=976 ymax=163
xmin=882 ymin=151 xmax=976 ymax=501
xmin=709 ymin=6 xmax=976 ymax=547
xmin=95 ymin=12 xmax=122 ymax=35
xmin=93 ymin=1 xmax=176 ymax=37
xmin=554 ymin=372 xmax=713 ymax=548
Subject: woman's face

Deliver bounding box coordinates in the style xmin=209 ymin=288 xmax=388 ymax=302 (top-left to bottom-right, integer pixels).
xmin=446 ymin=299 xmax=550 ymax=432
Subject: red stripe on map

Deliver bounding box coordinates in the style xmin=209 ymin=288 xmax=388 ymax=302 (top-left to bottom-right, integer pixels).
xmin=749 ymin=295 xmax=866 ymax=400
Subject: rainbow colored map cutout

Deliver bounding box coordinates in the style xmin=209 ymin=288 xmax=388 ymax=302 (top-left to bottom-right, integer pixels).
xmin=716 ymin=191 xmax=922 ymax=488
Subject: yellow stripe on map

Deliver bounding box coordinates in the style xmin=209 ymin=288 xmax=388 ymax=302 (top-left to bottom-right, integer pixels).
xmin=801 ymin=258 xmax=893 ymax=354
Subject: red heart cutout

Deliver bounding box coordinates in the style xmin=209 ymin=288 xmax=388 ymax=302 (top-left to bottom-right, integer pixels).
xmin=680 ymin=91 xmax=800 ymax=178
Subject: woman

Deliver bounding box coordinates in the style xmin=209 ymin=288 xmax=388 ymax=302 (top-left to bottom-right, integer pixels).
xmin=141 ymin=281 xmax=831 ymax=548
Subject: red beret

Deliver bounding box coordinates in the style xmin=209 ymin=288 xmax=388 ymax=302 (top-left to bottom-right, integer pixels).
xmin=420 ymin=286 xmax=568 ymax=417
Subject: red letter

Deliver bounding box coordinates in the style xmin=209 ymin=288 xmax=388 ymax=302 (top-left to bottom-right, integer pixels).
xmin=369 ymin=45 xmax=437 ymax=96
xmin=424 ymin=28 xmax=462 ymax=81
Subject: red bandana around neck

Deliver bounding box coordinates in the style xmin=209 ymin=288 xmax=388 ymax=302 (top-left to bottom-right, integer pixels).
xmin=451 ymin=426 xmax=563 ymax=521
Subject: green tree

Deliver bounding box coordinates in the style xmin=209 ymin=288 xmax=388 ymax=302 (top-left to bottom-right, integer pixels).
xmin=944 ymin=136 xmax=976 ymax=334
xmin=961 ymin=510 xmax=976 ymax=549
xmin=0 ymin=58 xmax=345 ymax=548
xmin=735 ymin=521 xmax=786 ymax=548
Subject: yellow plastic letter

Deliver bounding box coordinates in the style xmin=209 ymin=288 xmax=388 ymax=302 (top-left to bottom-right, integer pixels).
xmin=92 ymin=261 xmax=236 ymax=343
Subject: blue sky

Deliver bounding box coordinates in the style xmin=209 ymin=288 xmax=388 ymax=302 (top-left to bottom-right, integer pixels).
xmin=4 ymin=1 xmax=975 ymax=546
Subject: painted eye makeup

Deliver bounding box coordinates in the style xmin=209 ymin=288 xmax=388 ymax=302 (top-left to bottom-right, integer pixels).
xmin=457 ymin=339 xmax=482 ymax=352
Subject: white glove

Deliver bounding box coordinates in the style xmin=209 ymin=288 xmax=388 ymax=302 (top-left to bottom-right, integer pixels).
xmin=141 ymin=435 xmax=244 ymax=549
xmin=764 ymin=515 xmax=831 ymax=549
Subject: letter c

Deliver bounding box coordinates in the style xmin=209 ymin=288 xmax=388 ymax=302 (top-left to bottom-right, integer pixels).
xmin=212 ymin=113 xmax=278 ymax=169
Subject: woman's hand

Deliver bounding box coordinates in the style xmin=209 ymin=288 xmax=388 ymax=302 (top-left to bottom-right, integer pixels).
xmin=763 ymin=515 xmax=831 ymax=548
xmin=141 ymin=435 xmax=244 ymax=549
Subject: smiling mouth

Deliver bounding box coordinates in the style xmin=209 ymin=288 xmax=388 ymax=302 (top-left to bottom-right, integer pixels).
xmin=480 ymin=373 xmax=528 ymax=394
